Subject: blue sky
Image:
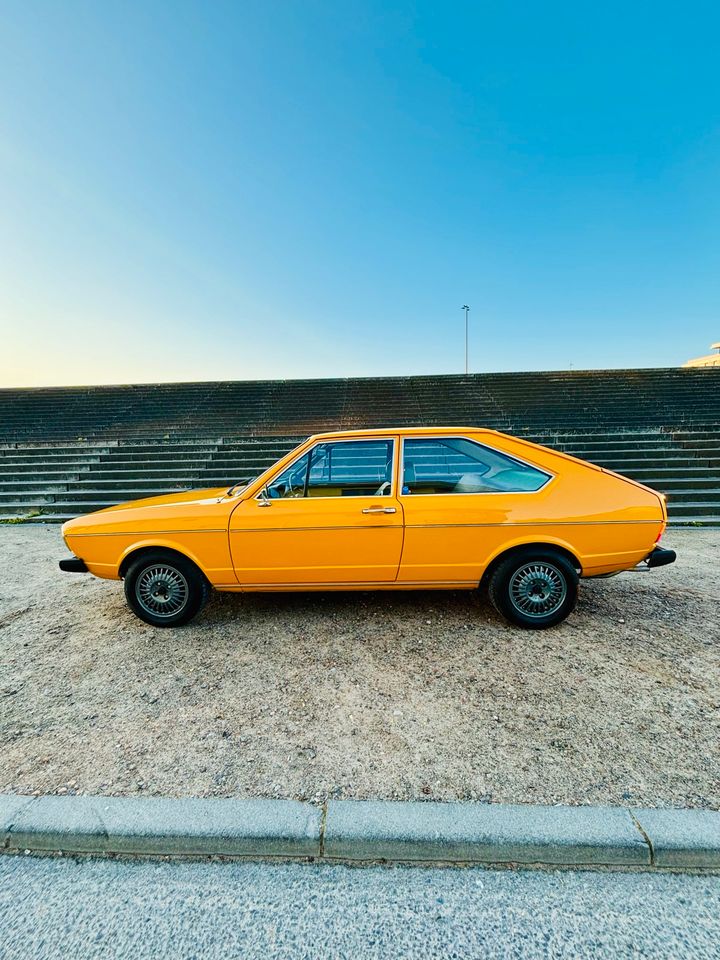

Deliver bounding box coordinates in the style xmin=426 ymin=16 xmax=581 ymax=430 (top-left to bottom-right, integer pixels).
xmin=1 ymin=1 xmax=719 ymax=386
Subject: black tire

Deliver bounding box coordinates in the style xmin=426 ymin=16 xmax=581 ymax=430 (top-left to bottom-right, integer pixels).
xmin=123 ymin=550 xmax=210 ymax=627
xmin=487 ymin=548 xmax=578 ymax=629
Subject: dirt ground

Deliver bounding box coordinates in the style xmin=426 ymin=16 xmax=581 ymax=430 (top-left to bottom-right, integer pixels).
xmin=0 ymin=526 xmax=718 ymax=809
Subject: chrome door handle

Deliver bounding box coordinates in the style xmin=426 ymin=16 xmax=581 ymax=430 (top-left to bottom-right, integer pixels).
xmin=362 ymin=506 xmax=397 ymax=514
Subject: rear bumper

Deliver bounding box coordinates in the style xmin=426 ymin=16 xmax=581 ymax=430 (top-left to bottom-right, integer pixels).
xmin=59 ymin=557 xmax=88 ymax=573
xmin=639 ymin=546 xmax=676 ymax=570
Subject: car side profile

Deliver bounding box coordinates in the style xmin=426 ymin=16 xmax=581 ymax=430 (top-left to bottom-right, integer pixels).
xmin=59 ymin=427 xmax=676 ymax=629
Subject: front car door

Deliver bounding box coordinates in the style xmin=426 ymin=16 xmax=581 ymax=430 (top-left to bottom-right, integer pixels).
xmin=229 ymin=437 xmax=403 ymax=586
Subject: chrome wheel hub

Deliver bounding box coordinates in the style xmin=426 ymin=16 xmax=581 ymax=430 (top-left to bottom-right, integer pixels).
xmin=136 ymin=565 xmax=189 ymax=617
xmin=509 ymin=562 xmax=566 ymax=618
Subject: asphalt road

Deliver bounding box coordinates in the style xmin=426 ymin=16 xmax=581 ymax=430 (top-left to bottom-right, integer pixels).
xmin=1 ymin=855 xmax=719 ymax=959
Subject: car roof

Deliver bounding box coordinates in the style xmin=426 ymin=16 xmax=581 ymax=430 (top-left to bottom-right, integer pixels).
xmin=309 ymin=426 xmax=495 ymax=441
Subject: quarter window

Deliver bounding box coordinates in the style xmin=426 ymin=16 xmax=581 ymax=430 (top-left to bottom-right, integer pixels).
xmin=265 ymin=440 xmax=394 ymax=499
xmin=402 ymin=437 xmax=550 ymax=495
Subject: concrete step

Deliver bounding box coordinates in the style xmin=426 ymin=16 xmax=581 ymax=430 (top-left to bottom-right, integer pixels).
xmin=597 ymin=467 xmax=720 ymax=481
xmin=526 ymin=429 xmax=717 ymax=439
xmin=667 ymin=502 xmax=720 ymax=517
xmin=591 ymin=457 xmax=720 ymax=470
xmin=93 ymin=453 xmax=216 ymax=464
xmin=660 ymin=489 xmax=720 ymax=503
xmin=0 ymin=454 xmax=106 ymax=466
xmin=0 ymin=462 xmax=97 ymax=475
xmin=205 ymin=455 xmax=287 ymax=466
xmin=96 ymin=457 xmax=213 ymax=469
xmin=102 ymin=464 xmax=271 ymax=477
xmin=605 ymin=470 xmax=720 ymax=483
xmin=69 ymin=463 xmax=271 ymax=478
xmin=0 ymin=502 xmax=120 ymax=516
xmin=0 ymin=478 xmax=200 ymax=494
xmin=668 ymin=431 xmax=720 ymax=442
xmin=99 ymin=449 xmax=220 ymax=460
xmin=95 ymin=457 xmax=280 ymax=470
xmin=559 ymin=437 xmax=706 ymax=448
xmin=0 ymin=493 xmax=145 ymax=508
xmin=0 ymin=446 xmax=114 ymax=463
xmin=0 ymin=463 xmax=275 ymax=483
xmin=0 ymin=465 xmax=203 ymax=480
xmin=0 ymin=469 xmax=92 ymax=482
xmin=667 ymin=516 xmax=720 ymax=526
xmin=0 ymin=488 xmax=190 ymax=506
xmin=564 ymin=448 xmax=691 ymax=461
xmin=3 ymin=421 xmax=719 ymax=441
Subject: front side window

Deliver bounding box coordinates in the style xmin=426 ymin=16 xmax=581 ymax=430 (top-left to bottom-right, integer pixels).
xmin=265 ymin=451 xmax=310 ymax=499
xmin=264 ymin=439 xmax=394 ymax=499
xmin=402 ymin=437 xmax=550 ymax=495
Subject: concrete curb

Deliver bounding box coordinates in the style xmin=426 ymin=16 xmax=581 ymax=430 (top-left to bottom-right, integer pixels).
xmin=1 ymin=795 xmax=719 ymax=869
xmin=0 ymin=795 xmax=321 ymax=858
xmin=323 ymin=801 xmax=650 ymax=866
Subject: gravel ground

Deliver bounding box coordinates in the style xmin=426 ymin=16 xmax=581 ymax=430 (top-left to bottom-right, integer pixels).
xmin=0 ymin=526 xmax=718 ymax=807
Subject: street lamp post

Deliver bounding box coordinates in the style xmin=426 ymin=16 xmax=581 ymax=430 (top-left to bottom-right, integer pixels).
xmin=462 ymin=305 xmax=470 ymax=374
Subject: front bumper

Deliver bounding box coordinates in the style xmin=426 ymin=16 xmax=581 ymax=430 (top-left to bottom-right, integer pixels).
xmin=59 ymin=557 xmax=88 ymax=573
xmin=637 ymin=546 xmax=677 ymax=570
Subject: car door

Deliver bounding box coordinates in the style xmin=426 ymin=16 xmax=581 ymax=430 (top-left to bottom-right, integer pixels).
xmin=229 ymin=437 xmax=404 ymax=585
xmin=397 ymin=434 xmax=553 ymax=583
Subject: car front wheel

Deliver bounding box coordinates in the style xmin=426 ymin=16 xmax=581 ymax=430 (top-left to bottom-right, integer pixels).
xmin=487 ymin=549 xmax=578 ymax=629
xmin=123 ymin=550 xmax=210 ymax=627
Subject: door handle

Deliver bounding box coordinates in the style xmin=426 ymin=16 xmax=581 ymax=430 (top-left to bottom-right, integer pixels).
xmin=362 ymin=506 xmax=397 ymax=514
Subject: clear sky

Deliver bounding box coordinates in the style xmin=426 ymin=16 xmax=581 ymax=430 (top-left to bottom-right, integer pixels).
xmin=1 ymin=1 xmax=719 ymax=387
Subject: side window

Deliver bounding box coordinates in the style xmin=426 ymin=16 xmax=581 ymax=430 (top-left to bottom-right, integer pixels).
xmin=402 ymin=437 xmax=550 ymax=495
xmin=307 ymin=440 xmax=394 ymax=497
xmin=265 ymin=451 xmax=310 ymax=499
xmin=264 ymin=440 xmax=394 ymax=499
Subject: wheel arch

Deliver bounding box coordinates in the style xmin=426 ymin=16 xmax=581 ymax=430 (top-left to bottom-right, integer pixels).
xmin=480 ymin=539 xmax=582 ymax=586
xmin=118 ymin=540 xmax=207 ymax=580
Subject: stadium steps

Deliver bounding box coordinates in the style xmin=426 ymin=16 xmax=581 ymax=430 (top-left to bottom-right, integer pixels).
xmin=1 ymin=429 xmax=718 ymax=523
xmin=0 ymin=369 xmax=718 ymax=523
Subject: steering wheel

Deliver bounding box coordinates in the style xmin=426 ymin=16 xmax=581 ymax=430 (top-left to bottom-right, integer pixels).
xmin=374 ymin=480 xmax=391 ymax=496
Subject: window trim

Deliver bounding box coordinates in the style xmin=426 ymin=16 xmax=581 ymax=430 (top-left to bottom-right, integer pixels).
xmin=256 ymin=437 xmax=398 ymax=502
xmin=399 ymin=435 xmax=554 ymax=498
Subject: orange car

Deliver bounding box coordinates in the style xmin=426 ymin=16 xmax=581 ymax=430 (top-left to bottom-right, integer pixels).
xmin=59 ymin=427 xmax=675 ymax=629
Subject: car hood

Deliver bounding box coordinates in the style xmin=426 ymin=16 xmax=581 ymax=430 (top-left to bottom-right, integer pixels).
xmin=62 ymin=487 xmax=231 ymax=536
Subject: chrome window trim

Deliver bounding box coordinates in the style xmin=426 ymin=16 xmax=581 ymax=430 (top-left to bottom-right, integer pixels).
xmin=254 ymin=436 xmax=398 ymax=503
xmin=399 ymin=434 xmax=555 ymax=498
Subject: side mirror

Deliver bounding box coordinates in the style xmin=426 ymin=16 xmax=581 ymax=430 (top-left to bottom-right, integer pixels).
xmin=258 ymin=486 xmax=271 ymax=507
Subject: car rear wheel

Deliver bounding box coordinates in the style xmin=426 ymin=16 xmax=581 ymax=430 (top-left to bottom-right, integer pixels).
xmin=123 ymin=550 xmax=210 ymax=627
xmin=487 ymin=549 xmax=578 ymax=629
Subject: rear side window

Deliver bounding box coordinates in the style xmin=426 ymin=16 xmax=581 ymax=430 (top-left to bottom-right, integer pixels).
xmin=402 ymin=437 xmax=550 ymax=495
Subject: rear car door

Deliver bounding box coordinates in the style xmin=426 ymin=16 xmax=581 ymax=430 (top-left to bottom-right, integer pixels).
xmin=398 ymin=435 xmax=553 ymax=583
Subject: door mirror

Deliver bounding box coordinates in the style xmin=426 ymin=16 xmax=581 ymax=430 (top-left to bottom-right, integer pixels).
xmin=258 ymin=485 xmax=271 ymax=507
